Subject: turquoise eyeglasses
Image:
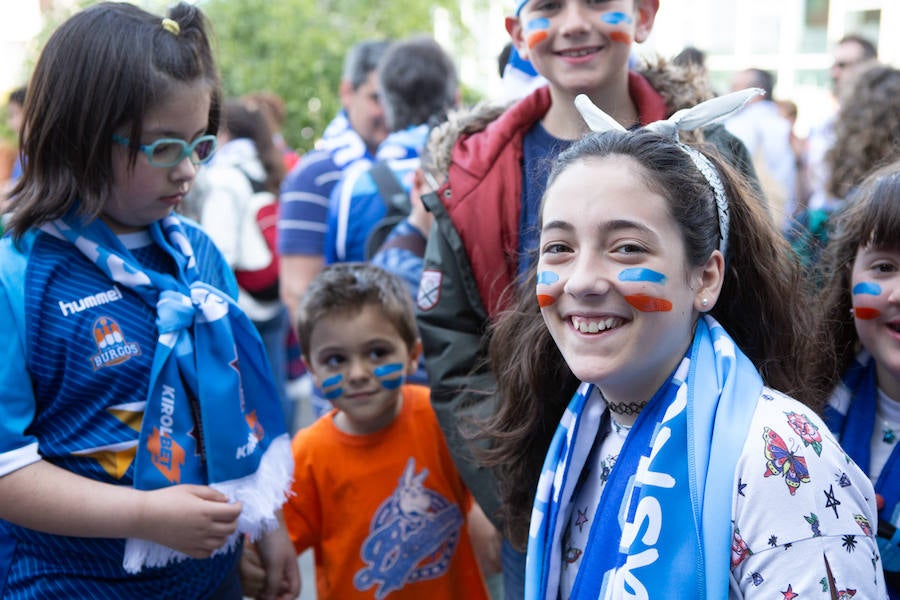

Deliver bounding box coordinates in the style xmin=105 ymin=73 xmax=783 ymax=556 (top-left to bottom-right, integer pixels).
xmin=112 ymin=133 xmax=218 ymax=168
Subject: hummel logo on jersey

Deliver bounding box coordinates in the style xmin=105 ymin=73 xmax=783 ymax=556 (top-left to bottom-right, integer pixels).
xmin=59 ymin=285 xmax=124 ymax=316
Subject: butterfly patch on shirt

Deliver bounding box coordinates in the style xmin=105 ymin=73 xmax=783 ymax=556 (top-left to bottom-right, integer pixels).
xmin=762 ymin=427 xmax=811 ymax=495
xmin=89 ymin=316 xmax=142 ymax=370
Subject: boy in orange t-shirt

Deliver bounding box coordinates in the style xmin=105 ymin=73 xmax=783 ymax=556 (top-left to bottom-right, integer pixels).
xmin=250 ymin=263 xmax=489 ymax=599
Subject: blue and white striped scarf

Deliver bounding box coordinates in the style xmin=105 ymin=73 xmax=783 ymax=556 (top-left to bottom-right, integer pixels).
xmin=527 ymin=316 xmax=761 ymax=599
xmin=42 ymin=214 xmax=293 ymax=573
xmin=319 ymin=110 xmax=370 ymax=169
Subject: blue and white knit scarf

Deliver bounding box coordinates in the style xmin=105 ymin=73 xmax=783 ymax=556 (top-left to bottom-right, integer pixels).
xmin=319 ymin=110 xmax=370 ymax=169
xmin=42 ymin=214 xmax=293 ymax=573
xmin=526 ymin=316 xmax=762 ymax=599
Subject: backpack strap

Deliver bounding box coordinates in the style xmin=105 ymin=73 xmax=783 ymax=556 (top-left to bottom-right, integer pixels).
xmin=377 ymin=224 xmax=427 ymax=258
xmin=368 ymin=161 xmax=409 ymax=213
xmin=363 ymin=161 xmax=412 ymax=260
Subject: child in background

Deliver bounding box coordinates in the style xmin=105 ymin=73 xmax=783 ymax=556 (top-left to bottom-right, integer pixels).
xmin=810 ymin=161 xmax=900 ymax=597
xmin=280 ymin=263 xmax=489 ymax=599
xmin=242 ymin=91 xmax=300 ymax=172
xmin=1 ymin=85 xmax=26 ymax=228
xmin=483 ymin=92 xmax=886 ymax=598
xmin=4 ymin=86 xmax=25 ymax=184
xmin=0 ymin=3 xmax=296 ymax=598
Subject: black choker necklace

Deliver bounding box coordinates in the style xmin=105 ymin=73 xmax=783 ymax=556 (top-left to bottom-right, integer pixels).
xmin=607 ymin=401 xmax=648 ymax=416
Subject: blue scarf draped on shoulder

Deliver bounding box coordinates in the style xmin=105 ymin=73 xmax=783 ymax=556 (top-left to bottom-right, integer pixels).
xmin=319 ymin=110 xmax=370 ymax=168
xmin=41 ymin=214 xmax=293 ymax=573
xmin=526 ymin=316 xmax=762 ymax=599
xmin=825 ymin=350 xmax=900 ymax=583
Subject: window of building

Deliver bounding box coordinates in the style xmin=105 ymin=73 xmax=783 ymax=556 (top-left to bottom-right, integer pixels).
xmin=800 ymin=0 xmax=829 ymax=52
xmin=843 ymin=9 xmax=881 ymax=49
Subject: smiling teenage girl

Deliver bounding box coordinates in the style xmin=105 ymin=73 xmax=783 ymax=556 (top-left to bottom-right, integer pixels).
xmin=0 ymin=3 xmax=296 ymax=598
xmin=484 ymin=92 xmax=886 ymax=599
xmin=811 ymin=162 xmax=900 ymax=597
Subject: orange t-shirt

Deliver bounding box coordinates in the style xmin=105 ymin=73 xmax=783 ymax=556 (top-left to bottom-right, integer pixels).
xmin=283 ymin=384 xmax=488 ymax=600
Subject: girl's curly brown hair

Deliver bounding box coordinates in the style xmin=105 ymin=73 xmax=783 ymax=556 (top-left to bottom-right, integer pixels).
xmin=826 ymin=64 xmax=900 ymax=200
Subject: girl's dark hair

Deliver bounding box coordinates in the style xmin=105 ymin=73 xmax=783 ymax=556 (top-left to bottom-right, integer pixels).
xmin=482 ymin=129 xmax=815 ymax=548
xmin=296 ymin=263 xmax=419 ymax=359
xmin=221 ymin=98 xmax=286 ymax=195
xmin=8 ymin=1 xmax=220 ymax=237
xmin=807 ymin=162 xmax=900 ymax=398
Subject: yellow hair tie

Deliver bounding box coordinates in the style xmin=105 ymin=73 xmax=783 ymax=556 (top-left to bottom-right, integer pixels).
xmin=161 ymin=18 xmax=180 ymax=35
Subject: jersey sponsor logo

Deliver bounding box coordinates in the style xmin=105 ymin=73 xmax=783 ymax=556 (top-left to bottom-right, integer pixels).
xmin=416 ymin=269 xmax=442 ymax=312
xmin=59 ymin=285 xmax=124 ymax=317
xmin=147 ymin=427 xmax=186 ymax=484
xmin=147 ymin=384 xmax=186 ymax=484
xmin=89 ymin=316 xmax=142 ymax=370
xmin=236 ymin=411 xmax=266 ymax=459
xmin=354 ymin=458 xmax=463 ymax=598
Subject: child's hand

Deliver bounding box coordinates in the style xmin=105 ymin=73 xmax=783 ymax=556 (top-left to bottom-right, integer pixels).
xmin=136 ymin=485 xmax=242 ymax=558
xmin=240 ymin=538 xmax=267 ymax=598
xmin=253 ymin=515 xmax=301 ymax=600
xmin=467 ymin=501 xmax=502 ymax=576
xmin=408 ymin=171 xmax=435 ymax=238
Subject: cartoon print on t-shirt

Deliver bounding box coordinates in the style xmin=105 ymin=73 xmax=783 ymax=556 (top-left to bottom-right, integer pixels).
xmin=354 ymin=457 xmax=464 ymax=599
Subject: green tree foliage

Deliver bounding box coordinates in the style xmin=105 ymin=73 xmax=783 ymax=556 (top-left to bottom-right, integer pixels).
xmin=202 ymin=0 xmax=461 ymax=153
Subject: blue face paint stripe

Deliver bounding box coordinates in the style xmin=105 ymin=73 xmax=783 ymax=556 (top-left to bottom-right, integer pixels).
xmin=852 ymin=282 xmax=882 ymax=296
xmin=322 ymin=374 xmax=343 ymax=388
xmin=321 ymin=373 xmax=343 ymax=400
xmin=537 ymin=271 xmax=560 ymax=286
xmin=601 ymin=11 xmax=633 ymax=25
xmin=380 ymin=377 xmax=403 ymax=390
xmin=374 ymin=363 xmax=404 ymax=378
xmin=525 ymin=17 xmax=550 ymax=32
xmin=618 ymin=268 xmax=666 ymax=284
xmin=324 ymin=387 xmax=344 ymax=400
xmin=375 ymin=363 xmax=405 ymax=391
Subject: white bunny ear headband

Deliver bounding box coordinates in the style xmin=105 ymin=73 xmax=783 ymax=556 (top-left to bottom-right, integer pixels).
xmin=574 ymin=88 xmax=764 ymax=258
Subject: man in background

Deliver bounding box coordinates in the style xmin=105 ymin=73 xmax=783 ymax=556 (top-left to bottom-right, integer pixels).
xmin=277 ymin=39 xmax=392 ymax=325
xmin=804 ymin=34 xmax=877 ymax=212
xmin=725 ymin=68 xmax=796 ymax=230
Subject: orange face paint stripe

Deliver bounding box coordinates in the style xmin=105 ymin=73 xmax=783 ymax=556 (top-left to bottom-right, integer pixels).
xmin=537 ymin=294 xmax=556 ymax=308
xmin=527 ymin=30 xmax=548 ymax=48
xmin=853 ymin=307 xmax=880 ymax=320
xmin=624 ymin=294 xmax=672 ymax=312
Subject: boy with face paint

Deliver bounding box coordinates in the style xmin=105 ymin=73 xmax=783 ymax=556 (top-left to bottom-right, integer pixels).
xmin=278 ymin=263 xmax=490 ymax=600
xmin=416 ymin=0 xmax=759 ymax=595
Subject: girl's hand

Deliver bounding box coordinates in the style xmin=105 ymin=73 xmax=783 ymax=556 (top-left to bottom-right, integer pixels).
xmin=253 ymin=514 xmax=301 ymax=600
xmin=136 ymin=485 xmax=242 ymax=557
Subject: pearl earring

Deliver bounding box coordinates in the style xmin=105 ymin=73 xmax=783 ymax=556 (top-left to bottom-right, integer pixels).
xmin=701 ymin=298 xmax=709 ymax=308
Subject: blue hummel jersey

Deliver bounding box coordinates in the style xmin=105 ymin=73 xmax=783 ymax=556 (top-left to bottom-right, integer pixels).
xmin=0 ymin=219 xmax=240 ymax=598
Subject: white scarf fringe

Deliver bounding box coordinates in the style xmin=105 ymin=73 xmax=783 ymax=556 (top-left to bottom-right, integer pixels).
xmin=122 ymin=434 xmax=294 ymax=573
